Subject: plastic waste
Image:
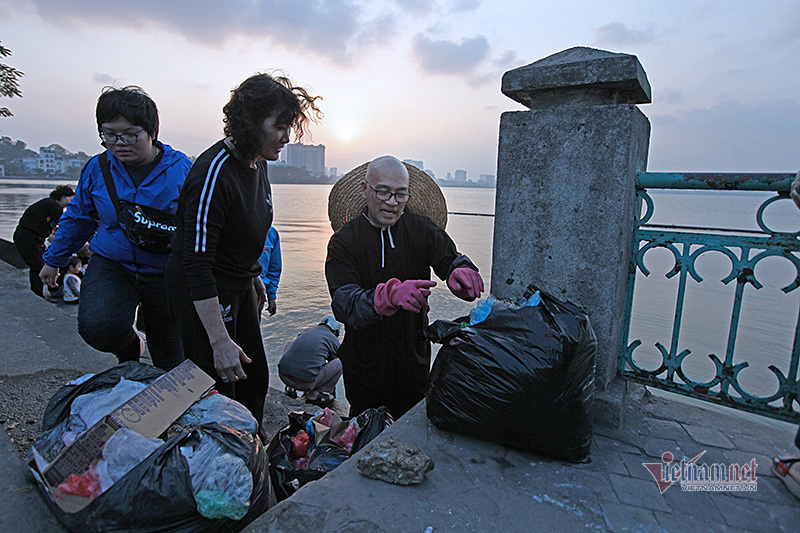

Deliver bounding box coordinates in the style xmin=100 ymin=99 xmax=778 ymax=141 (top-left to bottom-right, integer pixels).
xmin=95 ymin=427 xmax=163 ymax=492
xmin=183 ymin=435 xmax=253 ymax=521
xmin=333 ymin=420 xmax=358 ymax=453
xmin=426 ymin=285 xmax=596 ymax=462
xmin=56 ymin=464 xmax=102 ymax=498
xmin=69 ymin=378 xmax=149 ymax=432
xmin=29 ymin=361 xmax=272 ymax=533
xmin=267 ymin=407 xmax=392 ymax=502
xmin=175 ymin=392 xmax=257 ymax=435
xmin=468 ymin=295 xmax=496 ymax=325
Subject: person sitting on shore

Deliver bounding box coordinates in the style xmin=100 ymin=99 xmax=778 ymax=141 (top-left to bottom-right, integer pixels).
xmin=62 ymin=255 xmax=82 ymax=305
xmin=13 ymin=185 xmax=74 ymax=297
xmin=278 ymin=315 xmax=342 ymax=407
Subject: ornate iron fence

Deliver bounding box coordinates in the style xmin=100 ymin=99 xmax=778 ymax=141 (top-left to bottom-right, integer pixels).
xmin=619 ymin=172 xmax=800 ymax=422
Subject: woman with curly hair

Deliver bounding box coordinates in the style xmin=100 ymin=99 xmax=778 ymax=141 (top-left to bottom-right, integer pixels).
xmin=166 ymin=72 xmax=322 ymax=429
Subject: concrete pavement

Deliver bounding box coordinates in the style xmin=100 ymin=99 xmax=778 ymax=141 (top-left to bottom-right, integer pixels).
xmin=1 ymin=260 xmax=799 ymax=532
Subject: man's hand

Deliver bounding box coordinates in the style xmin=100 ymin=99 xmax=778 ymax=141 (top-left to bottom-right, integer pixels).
xmin=39 ymin=264 xmax=60 ymax=288
xmin=374 ymin=278 xmax=437 ymax=316
xmin=267 ymin=297 xmax=277 ymax=316
xmin=447 ymin=268 xmax=484 ymax=301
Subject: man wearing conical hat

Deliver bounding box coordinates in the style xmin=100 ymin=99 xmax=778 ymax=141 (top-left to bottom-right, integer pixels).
xmin=325 ymin=155 xmax=484 ymax=419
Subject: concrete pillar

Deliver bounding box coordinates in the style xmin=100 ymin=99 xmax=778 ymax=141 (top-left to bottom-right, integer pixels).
xmin=491 ymin=47 xmax=651 ymax=422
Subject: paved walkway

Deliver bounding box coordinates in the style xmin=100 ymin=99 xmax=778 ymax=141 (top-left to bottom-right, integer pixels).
xmin=1 ymin=261 xmax=798 ymax=532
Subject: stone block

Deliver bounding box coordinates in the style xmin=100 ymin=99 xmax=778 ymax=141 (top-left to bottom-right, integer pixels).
xmin=492 ymin=103 xmax=650 ymax=388
xmin=502 ymin=46 xmax=651 ymax=109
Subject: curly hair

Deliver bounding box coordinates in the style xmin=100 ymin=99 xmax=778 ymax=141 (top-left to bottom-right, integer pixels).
xmin=49 ymin=185 xmax=75 ymax=201
xmin=96 ymin=85 xmax=159 ymax=142
xmin=223 ymin=72 xmax=322 ymax=163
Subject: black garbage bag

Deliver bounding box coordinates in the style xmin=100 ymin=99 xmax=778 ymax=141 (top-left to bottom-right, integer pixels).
xmin=350 ymin=407 xmax=393 ymax=455
xmin=34 ymin=362 xmax=165 ymax=462
xmin=425 ymin=286 xmax=596 ymax=462
xmin=28 ymin=362 xmax=272 ymax=533
xmin=268 ymin=407 xmax=392 ymax=502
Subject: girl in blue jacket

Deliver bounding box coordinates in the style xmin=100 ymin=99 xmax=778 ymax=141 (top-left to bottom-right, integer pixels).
xmin=41 ymin=86 xmax=192 ymax=370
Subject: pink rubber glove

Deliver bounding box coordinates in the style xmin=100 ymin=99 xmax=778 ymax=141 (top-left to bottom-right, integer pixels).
xmin=374 ymin=278 xmax=437 ymax=316
xmin=447 ymin=268 xmax=484 ymax=301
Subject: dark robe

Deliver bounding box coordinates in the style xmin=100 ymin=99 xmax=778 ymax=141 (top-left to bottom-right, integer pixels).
xmin=325 ymin=211 xmax=475 ymax=418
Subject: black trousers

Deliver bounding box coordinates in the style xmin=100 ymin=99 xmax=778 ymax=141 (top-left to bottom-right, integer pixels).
xmin=13 ymin=228 xmax=46 ymax=297
xmin=165 ymin=255 xmax=269 ymax=429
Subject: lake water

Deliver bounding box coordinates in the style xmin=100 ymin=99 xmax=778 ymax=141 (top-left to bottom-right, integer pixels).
xmin=2 ymin=179 xmax=798 ymax=418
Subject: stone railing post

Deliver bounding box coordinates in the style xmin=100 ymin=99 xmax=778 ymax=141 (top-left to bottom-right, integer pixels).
xmin=491 ymin=47 xmax=651 ymax=425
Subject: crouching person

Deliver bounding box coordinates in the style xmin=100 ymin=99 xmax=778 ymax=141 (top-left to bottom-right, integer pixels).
xmin=279 ymin=315 xmax=342 ymax=407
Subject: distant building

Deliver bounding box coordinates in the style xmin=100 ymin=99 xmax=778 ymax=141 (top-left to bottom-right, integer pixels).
xmin=424 ymin=168 xmax=435 ymax=179
xmin=445 ymin=171 xmax=453 ymax=181
xmin=402 ymin=159 xmax=424 ymax=170
xmin=478 ymin=174 xmax=496 ymax=187
xmin=280 ymin=142 xmax=325 ymax=175
xmin=454 ymin=169 xmax=467 ymax=182
xmin=23 ymin=146 xmax=84 ymax=175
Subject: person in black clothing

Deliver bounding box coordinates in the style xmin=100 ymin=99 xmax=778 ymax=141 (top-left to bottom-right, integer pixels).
xmin=13 ymin=185 xmax=74 ymax=296
xmin=325 ymin=156 xmax=484 ymax=419
xmin=166 ymin=72 xmax=322 ymax=428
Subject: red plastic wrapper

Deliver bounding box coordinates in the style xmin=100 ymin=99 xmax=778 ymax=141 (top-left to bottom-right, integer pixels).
xmin=291 ymin=430 xmax=310 ymax=458
xmin=56 ymin=464 xmax=102 ymax=499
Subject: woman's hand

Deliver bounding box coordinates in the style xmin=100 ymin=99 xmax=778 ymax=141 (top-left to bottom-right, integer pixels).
xmin=39 ymin=264 xmax=60 ymax=287
xmin=211 ymin=337 xmax=251 ymax=383
xmin=192 ymin=297 xmax=252 ymax=384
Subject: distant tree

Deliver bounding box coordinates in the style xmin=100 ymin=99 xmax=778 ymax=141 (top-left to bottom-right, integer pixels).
xmin=46 ymin=143 xmax=69 ymax=157
xmin=0 ymin=42 xmax=23 ymax=118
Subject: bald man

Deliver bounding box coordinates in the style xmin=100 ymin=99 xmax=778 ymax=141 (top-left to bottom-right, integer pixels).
xmin=325 ymin=156 xmax=484 ymax=418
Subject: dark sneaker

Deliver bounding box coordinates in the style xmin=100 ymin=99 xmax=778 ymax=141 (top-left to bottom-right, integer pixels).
xmin=284 ymin=386 xmax=297 ymax=399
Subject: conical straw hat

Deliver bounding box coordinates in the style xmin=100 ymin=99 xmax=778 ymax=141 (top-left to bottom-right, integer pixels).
xmin=328 ymin=161 xmax=447 ymax=232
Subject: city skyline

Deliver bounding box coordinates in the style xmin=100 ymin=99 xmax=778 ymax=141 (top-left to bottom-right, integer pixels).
xmin=0 ymin=1 xmax=798 ymax=180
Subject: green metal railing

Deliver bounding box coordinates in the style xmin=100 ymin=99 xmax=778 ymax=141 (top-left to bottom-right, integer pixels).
xmin=619 ymin=172 xmax=800 ymax=422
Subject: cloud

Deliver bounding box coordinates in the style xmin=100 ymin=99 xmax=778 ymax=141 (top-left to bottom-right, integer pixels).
xmin=19 ymin=0 xmax=398 ymax=66
xmin=412 ymin=33 xmax=489 ymax=74
xmin=658 ymin=88 xmax=682 ymax=105
xmin=493 ymin=49 xmax=519 ymax=69
xmin=649 ymin=99 xmax=800 ymax=172
xmin=449 ymin=0 xmax=481 ymax=13
xmin=92 ymin=73 xmax=116 ymax=85
xmin=594 ymin=22 xmax=654 ymax=46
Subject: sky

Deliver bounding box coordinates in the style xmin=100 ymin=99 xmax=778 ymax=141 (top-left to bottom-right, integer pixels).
xmin=0 ymin=0 xmax=799 ymax=180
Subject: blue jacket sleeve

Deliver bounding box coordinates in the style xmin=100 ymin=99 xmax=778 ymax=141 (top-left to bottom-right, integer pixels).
xmin=259 ymin=227 xmax=282 ymax=298
xmin=43 ymin=161 xmax=100 ymax=268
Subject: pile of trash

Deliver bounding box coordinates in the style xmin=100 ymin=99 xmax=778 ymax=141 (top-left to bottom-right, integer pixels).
xmin=426 ymin=285 xmax=597 ymax=462
xmin=268 ymin=407 xmax=392 ymax=501
xmin=28 ymin=361 xmax=272 ymax=533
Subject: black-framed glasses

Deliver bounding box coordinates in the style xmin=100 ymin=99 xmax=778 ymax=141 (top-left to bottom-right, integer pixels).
xmin=99 ymin=130 xmax=147 ymax=145
xmin=367 ymin=182 xmax=411 ymax=202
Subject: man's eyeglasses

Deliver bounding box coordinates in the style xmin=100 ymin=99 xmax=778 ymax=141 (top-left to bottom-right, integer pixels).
xmin=367 ymin=182 xmax=411 ymax=202
xmin=99 ymin=130 xmax=147 ymax=145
